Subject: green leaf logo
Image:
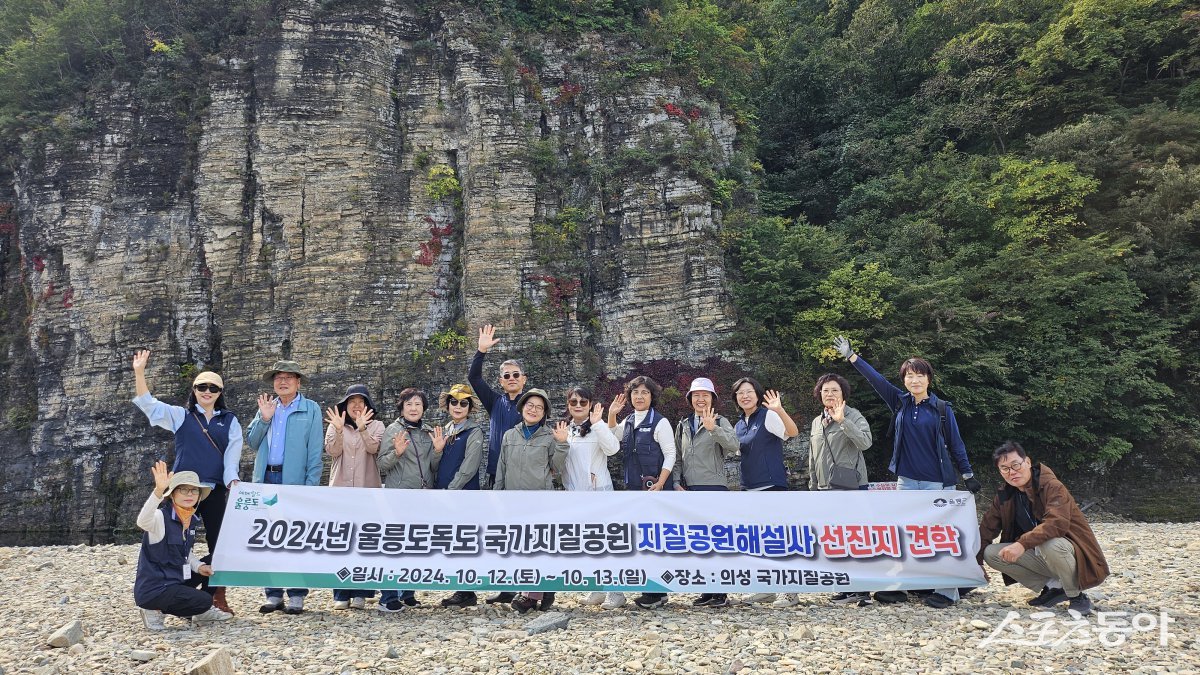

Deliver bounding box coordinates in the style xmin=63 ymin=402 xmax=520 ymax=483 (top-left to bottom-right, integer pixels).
xmin=263 ymin=494 xmax=278 ymax=506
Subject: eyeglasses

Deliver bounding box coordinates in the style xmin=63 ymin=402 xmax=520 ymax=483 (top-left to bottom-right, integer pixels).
xmin=567 ymin=398 xmax=589 ymax=407
xmin=500 ymin=372 xmax=523 ymax=380
xmin=523 ymin=402 xmax=545 ymax=411
xmin=998 ymin=461 xmax=1027 ymax=474
xmin=174 ymin=486 xmax=200 ymax=496
xmin=447 ymin=398 xmax=470 ymax=407
xmin=193 ymin=384 xmax=222 ymax=394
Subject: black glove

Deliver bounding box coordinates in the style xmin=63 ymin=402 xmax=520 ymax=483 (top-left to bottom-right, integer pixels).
xmin=964 ymin=476 xmax=982 ymax=493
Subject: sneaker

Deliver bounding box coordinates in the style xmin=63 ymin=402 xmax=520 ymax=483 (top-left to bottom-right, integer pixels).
xmin=583 ymin=592 xmax=607 ymax=606
xmin=379 ymin=599 xmax=406 ymax=613
xmin=691 ymin=594 xmax=714 ymax=607
xmin=633 ymin=593 xmax=668 ymax=609
xmin=141 ymin=608 xmax=167 ymax=631
xmin=830 ymin=592 xmax=857 ymax=605
xmin=282 ymin=596 xmax=305 ymax=615
xmin=852 ymin=592 xmax=873 ymax=607
xmin=485 ymin=591 xmax=516 ymax=604
xmin=332 ymin=600 xmax=350 ymax=610
xmin=1029 ymin=586 xmax=1068 ymax=607
xmin=704 ymin=594 xmax=730 ymax=608
xmin=441 ymin=591 xmax=478 ymax=608
xmin=873 ymin=590 xmax=908 ymax=604
xmin=192 ymin=606 xmax=233 ymax=624
xmin=923 ymin=593 xmax=955 ymax=609
xmin=538 ymin=593 xmax=555 ymax=611
xmin=258 ymin=597 xmax=284 ymax=614
xmin=771 ymin=593 xmax=799 ymax=608
xmin=600 ymin=593 xmax=626 ymax=610
xmin=745 ymin=593 xmax=776 ymax=604
xmin=401 ymin=595 xmax=420 ymax=607
xmin=1067 ymin=593 xmax=1093 ymax=616
xmin=349 ymin=597 xmax=366 ymax=610
xmin=511 ymin=594 xmax=538 ymax=614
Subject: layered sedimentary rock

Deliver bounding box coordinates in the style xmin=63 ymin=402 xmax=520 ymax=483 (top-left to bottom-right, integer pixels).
xmin=0 ymin=1 xmax=739 ymax=529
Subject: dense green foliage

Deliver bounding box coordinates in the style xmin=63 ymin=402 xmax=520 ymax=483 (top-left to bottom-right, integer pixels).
xmin=1 ymin=0 xmax=1197 ymax=473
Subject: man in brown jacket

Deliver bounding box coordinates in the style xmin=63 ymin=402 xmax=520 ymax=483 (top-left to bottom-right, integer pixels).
xmin=978 ymin=441 xmax=1109 ymax=615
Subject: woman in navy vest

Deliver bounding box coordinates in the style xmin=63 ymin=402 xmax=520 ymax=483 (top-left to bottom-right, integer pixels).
xmin=731 ymin=376 xmax=801 ymax=606
xmin=607 ymin=375 xmax=677 ymax=610
xmin=433 ymin=383 xmax=485 ymax=608
xmin=132 ymin=350 xmax=242 ymax=616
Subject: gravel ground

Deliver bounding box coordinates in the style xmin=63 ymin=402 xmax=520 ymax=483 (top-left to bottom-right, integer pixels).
xmin=2 ymin=522 xmax=1198 ymax=674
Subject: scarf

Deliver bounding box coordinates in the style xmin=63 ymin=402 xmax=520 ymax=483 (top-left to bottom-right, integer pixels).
xmin=173 ymin=503 xmax=197 ymax=532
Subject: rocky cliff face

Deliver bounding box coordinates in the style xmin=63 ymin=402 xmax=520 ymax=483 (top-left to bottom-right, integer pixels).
xmin=0 ymin=1 xmax=740 ymax=530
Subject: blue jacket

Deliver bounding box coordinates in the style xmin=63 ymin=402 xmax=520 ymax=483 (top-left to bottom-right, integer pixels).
xmin=134 ymin=502 xmax=199 ymax=606
xmin=467 ymin=350 xmax=524 ymax=478
xmin=851 ymin=357 xmax=972 ymax=486
xmin=247 ymin=394 xmax=324 ymax=485
xmin=734 ymin=407 xmax=788 ymax=489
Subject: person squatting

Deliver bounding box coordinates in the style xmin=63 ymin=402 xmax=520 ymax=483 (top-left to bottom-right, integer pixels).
xmin=129 ymin=329 xmax=1109 ymax=629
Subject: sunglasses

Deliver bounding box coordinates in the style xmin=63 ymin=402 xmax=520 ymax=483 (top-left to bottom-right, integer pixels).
xmin=500 ymin=372 xmax=524 ymax=380
xmin=448 ymin=398 xmax=470 ymax=407
xmin=567 ymin=398 xmax=590 ymax=407
xmin=193 ymin=384 xmax=222 ymax=394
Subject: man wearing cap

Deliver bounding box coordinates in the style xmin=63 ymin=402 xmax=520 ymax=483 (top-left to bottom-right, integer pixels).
xmin=246 ymin=359 xmax=324 ymax=615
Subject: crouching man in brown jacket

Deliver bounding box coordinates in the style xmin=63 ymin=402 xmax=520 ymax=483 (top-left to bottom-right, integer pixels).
xmin=978 ymin=441 xmax=1109 ymax=615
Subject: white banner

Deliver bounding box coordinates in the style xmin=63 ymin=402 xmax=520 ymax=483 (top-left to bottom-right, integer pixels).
xmin=210 ymin=484 xmax=985 ymax=594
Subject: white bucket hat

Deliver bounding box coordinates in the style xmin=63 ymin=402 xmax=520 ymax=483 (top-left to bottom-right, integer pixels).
xmin=686 ymin=377 xmax=717 ymax=402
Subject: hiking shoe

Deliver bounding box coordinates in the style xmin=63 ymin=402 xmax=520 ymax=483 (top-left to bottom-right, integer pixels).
xmin=401 ymin=595 xmax=420 ymax=607
xmin=745 ymin=593 xmax=776 ymax=604
xmin=831 ymin=592 xmax=857 ymax=605
xmin=332 ymin=600 xmax=350 ymax=610
xmin=923 ymin=593 xmax=955 ymax=609
xmin=692 ymin=594 xmax=714 ymax=607
xmin=282 ymin=596 xmax=305 ymax=615
xmin=1029 ymin=586 xmax=1068 ymax=607
xmin=851 ymin=592 xmax=873 ymax=607
xmin=349 ymin=596 xmax=366 ymax=610
xmin=705 ymin=594 xmax=730 ymax=608
xmin=511 ymin=594 xmax=538 ymax=614
xmin=873 ymin=590 xmax=908 ymax=604
xmin=633 ymin=593 xmax=668 ymax=609
xmin=772 ymin=593 xmax=799 ymax=608
xmin=1067 ymin=593 xmax=1093 ymax=616
xmin=211 ymin=587 xmax=235 ymax=616
xmin=538 ymin=593 xmax=555 ymax=611
xmin=259 ymin=597 xmax=284 ymax=614
xmin=485 ymin=591 xmax=516 ymax=604
xmin=193 ymin=606 xmax=233 ymax=624
xmin=600 ymin=593 xmax=626 ymax=609
xmin=379 ymin=599 xmax=405 ymax=613
xmin=441 ymin=591 xmax=478 ymax=608
xmin=583 ymin=592 xmax=607 ymax=606
xmin=141 ymin=608 xmax=167 ymax=631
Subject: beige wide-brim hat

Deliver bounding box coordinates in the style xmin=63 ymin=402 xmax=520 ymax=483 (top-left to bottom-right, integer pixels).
xmin=262 ymin=360 xmax=305 ymax=383
xmin=515 ymin=388 xmax=552 ymax=418
xmin=439 ymin=383 xmax=483 ymax=411
xmin=163 ymin=470 xmax=211 ymax=502
xmin=192 ymin=371 xmax=224 ymax=389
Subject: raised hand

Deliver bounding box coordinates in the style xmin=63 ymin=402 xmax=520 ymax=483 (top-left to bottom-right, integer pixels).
xmin=608 ymin=393 xmax=627 ymax=419
xmin=430 ymin=426 xmax=447 ymax=453
xmin=829 ymin=401 xmax=846 ymax=424
xmin=257 ymin=393 xmax=276 ymax=422
xmin=355 ymin=408 xmax=375 ymax=428
xmin=478 ymin=324 xmax=500 ymax=353
xmin=699 ymin=407 xmax=717 ymax=431
xmin=763 ymin=390 xmax=786 ymax=412
xmin=552 ymin=421 xmax=569 ymax=443
xmin=324 ymin=406 xmax=346 ymax=431
xmin=132 ymin=349 xmax=150 ymax=373
xmin=151 ymin=460 xmax=172 ymax=498
xmin=589 ymin=403 xmax=604 ymax=425
xmin=833 ymin=335 xmax=854 ymax=360
xmin=392 ymin=432 xmax=410 ymax=457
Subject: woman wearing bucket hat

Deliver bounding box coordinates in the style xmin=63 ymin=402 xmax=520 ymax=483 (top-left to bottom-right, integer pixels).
xmin=672 ymin=376 xmax=740 ymax=608
xmin=434 ymin=384 xmax=486 ymax=608
xmin=377 ymin=387 xmax=438 ymax=612
xmin=607 ymin=375 xmax=677 ymax=610
xmin=324 ymin=384 xmax=385 ymax=610
xmin=134 ymin=460 xmax=233 ymax=630
xmin=494 ymin=388 xmax=569 ymax=614
xmin=131 ymin=350 xmax=241 ymax=616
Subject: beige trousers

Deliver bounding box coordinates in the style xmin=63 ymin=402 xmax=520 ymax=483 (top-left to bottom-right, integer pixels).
xmin=984 ymin=537 xmax=1079 ymax=597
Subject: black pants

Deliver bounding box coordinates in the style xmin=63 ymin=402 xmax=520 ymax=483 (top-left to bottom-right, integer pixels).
xmin=188 ymin=482 xmax=227 ymax=593
xmin=143 ymin=584 xmax=213 ymax=618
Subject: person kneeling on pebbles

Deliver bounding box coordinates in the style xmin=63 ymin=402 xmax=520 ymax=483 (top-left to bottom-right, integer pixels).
xmin=135 ymin=461 xmax=233 ymax=630
xmin=978 ymin=441 xmax=1109 ymax=616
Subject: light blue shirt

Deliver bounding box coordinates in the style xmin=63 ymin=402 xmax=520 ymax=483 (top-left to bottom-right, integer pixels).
xmin=267 ymin=395 xmax=302 ymax=466
xmin=131 ymin=392 xmax=244 ymax=487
